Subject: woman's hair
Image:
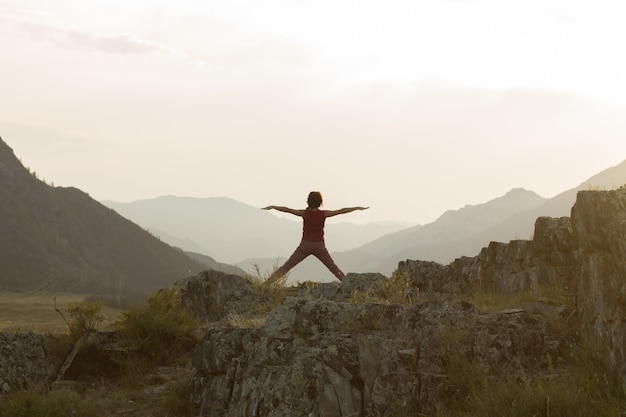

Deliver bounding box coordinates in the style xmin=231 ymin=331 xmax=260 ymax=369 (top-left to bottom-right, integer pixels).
xmin=307 ymin=191 xmax=323 ymax=209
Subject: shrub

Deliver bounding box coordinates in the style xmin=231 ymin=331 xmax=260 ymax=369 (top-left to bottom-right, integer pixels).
xmin=62 ymin=299 xmax=106 ymax=341
xmin=379 ymin=270 xmax=418 ymax=305
xmin=116 ymin=287 xmax=199 ymax=365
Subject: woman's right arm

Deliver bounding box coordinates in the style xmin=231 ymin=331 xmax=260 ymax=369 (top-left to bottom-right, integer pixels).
xmin=262 ymin=206 xmax=306 ymax=216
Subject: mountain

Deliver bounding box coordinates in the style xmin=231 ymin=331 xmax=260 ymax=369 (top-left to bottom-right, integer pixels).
xmin=0 ymin=137 xmax=205 ymax=295
xmin=102 ymin=160 xmax=626 ymax=283
xmin=101 ymin=196 xmax=412 ymax=264
xmin=185 ymin=251 xmax=246 ymax=276
xmin=332 ymin=188 xmax=545 ymax=271
xmin=335 ymin=159 xmax=626 ymax=275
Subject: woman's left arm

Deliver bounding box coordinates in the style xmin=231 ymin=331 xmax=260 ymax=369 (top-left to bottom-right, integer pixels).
xmin=324 ymin=206 xmax=369 ymax=218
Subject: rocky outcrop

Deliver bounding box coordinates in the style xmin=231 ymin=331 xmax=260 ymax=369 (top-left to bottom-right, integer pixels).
xmin=396 ymin=216 xmax=579 ymax=295
xmin=190 ymin=297 xmax=563 ymax=417
xmin=571 ymin=189 xmax=626 ymax=384
xmin=184 ymin=188 xmax=626 ymax=416
xmin=397 ymin=188 xmax=624 ymax=305
xmin=398 ymin=188 xmax=626 ymax=389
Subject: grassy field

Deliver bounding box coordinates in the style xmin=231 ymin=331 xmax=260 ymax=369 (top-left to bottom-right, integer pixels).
xmin=0 ymin=291 xmax=122 ymax=333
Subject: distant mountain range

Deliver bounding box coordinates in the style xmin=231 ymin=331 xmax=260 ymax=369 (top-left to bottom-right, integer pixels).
xmin=0 ymin=137 xmax=215 ymax=295
xmin=101 ymin=196 xmax=412 ymax=265
xmin=331 ymin=159 xmax=626 ymax=278
xmin=3 ymin=132 xmax=625 ymax=290
xmin=101 ymin=159 xmax=626 ymax=283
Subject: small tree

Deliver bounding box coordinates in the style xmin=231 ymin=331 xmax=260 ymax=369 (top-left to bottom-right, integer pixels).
xmin=56 ymin=298 xmax=106 ymax=341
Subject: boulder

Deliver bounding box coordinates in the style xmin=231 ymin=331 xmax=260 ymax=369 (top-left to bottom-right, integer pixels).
xmin=176 ymin=270 xmax=263 ymax=320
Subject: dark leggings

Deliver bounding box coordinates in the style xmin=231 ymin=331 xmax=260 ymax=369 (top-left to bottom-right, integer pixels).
xmin=276 ymin=240 xmax=344 ymax=279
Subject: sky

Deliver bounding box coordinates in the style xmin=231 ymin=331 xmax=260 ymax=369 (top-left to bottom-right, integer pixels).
xmin=1 ymin=0 xmax=626 ymax=224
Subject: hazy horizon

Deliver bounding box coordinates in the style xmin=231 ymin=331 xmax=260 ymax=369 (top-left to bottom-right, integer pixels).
xmin=2 ymin=0 xmax=626 ymax=224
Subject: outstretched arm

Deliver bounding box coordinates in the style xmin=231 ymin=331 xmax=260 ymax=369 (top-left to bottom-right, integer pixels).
xmin=324 ymin=206 xmax=369 ymax=218
xmin=261 ymin=205 xmax=306 ymax=217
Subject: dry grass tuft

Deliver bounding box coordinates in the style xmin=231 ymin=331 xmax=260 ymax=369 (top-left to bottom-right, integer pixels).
xmin=245 ymin=261 xmax=290 ymax=312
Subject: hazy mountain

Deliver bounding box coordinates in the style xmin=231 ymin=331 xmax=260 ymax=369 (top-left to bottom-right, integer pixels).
xmin=143 ymin=228 xmax=247 ymax=275
xmin=146 ymin=228 xmax=208 ymax=255
xmin=185 ymin=251 xmax=247 ymax=276
xmin=331 ymin=188 xmax=545 ymax=269
xmin=101 ymin=196 xmax=412 ymax=264
xmin=0 ymin=137 xmax=205 ymax=295
xmin=458 ymin=158 xmax=626 ymax=247
xmin=336 ymin=159 xmax=626 ymax=275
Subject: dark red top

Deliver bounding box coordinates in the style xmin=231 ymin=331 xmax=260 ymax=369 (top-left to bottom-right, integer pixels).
xmin=302 ymin=209 xmax=325 ymax=242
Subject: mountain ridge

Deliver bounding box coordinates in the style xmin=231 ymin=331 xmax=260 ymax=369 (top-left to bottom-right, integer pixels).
xmin=103 ymin=160 xmax=626 ymax=283
xmin=4 ymin=131 xmax=625 ymax=289
xmin=334 ymin=159 xmax=626 ymax=276
xmin=0 ymin=137 xmax=206 ymax=295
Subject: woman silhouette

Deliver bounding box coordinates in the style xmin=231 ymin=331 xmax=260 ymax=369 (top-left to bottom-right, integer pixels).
xmin=262 ymin=191 xmax=368 ymax=281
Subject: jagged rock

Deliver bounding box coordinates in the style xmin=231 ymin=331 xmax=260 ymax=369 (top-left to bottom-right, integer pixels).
xmin=397 ymin=188 xmax=626 ymax=388
xmin=185 ymin=189 xmax=625 ymax=416
xmin=571 ymin=188 xmax=626 ymax=384
xmin=189 ymin=298 xmax=561 ymax=416
xmin=176 ymin=270 xmax=389 ymax=321
xmin=176 ymin=270 xmax=264 ymax=320
xmin=302 ymin=273 xmax=388 ymax=302
xmin=397 ymin=216 xmax=579 ymax=296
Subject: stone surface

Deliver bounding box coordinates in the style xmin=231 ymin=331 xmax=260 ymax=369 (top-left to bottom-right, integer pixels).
xmin=396 ymin=188 xmax=626 ymax=394
xmin=183 ymin=189 xmax=626 ymax=416
xmin=0 ymin=332 xmax=60 ymax=395
xmin=396 ymin=216 xmax=579 ymax=295
xmin=189 ymin=298 xmax=561 ymax=416
xmin=571 ymin=188 xmax=626 ymax=385
xmin=176 ymin=270 xmax=264 ymax=320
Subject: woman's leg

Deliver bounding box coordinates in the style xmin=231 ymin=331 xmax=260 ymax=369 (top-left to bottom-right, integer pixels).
xmin=311 ymin=242 xmax=345 ymax=280
xmin=275 ymin=241 xmax=313 ymax=276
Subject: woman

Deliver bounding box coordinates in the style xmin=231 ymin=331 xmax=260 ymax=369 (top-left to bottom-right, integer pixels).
xmin=262 ymin=191 xmax=368 ymax=281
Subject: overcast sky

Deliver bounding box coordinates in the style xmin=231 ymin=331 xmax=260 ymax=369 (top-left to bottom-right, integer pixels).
xmin=1 ymin=0 xmax=625 ymax=224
